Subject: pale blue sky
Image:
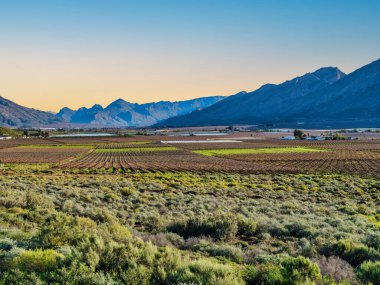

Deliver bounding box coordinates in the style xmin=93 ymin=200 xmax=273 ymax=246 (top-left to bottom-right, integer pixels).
xmin=0 ymin=0 xmax=379 ymax=110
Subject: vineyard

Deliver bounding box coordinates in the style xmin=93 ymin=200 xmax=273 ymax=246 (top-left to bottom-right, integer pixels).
xmin=52 ymin=137 xmax=380 ymax=178
xmin=0 ymin=146 xmax=90 ymax=163
xmin=0 ymin=135 xmax=379 ymax=177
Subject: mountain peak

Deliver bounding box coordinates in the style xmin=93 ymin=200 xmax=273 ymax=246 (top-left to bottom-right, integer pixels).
xmin=90 ymin=104 xmax=103 ymax=111
xmin=311 ymin=67 xmax=346 ymax=84
xmin=113 ymin=98 xmax=128 ymax=104
xmin=59 ymin=107 xmax=73 ymax=112
xmin=106 ymin=98 xmax=134 ymax=110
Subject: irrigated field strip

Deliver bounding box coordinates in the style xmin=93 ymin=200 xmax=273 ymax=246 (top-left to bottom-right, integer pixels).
xmin=1 ymin=137 xmax=380 ymax=178
xmin=59 ymin=139 xmax=380 ymax=178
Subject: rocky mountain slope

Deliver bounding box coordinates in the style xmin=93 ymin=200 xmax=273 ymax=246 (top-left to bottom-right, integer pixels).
xmin=158 ymin=59 xmax=380 ymax=128
xmin=0 ymin=96 xmax=59 ymax=128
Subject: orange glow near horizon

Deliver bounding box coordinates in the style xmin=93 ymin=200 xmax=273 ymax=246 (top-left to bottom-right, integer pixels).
xmin=1 ymin=1 xmax=379 ymax=112
xmin=0 ymin=48 xmax=296 ymax=111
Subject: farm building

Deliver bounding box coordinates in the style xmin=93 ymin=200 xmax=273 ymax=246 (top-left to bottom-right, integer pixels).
xmin=0 ymin=135 xmax=12 ymax=140
xmin=281 ymin=136 xmax=296 ymax=140
xmin=306 ymin=136 xmax=326 ymax=141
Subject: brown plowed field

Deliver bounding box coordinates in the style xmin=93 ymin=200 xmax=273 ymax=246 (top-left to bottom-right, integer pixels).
xmin=0 ymin=147 xmax=89 ymax=163
xmin=59 ymin=139 xmax=380 ymax=178
xmin=1 ymin=136 xmax=379 ymax=178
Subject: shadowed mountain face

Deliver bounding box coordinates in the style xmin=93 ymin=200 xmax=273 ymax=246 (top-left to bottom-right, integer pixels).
xmin=158 ymin=59 xmax=380 ymax=128
xmin=0 ymin=96 xmax=59 ymax=127
xmin=158 ymin=66 xmax=348 ymax=127
xmin=55 ymin=96 xmax=226 ymax=127
xmin=296 ymin=59 xmax=380 ymax=121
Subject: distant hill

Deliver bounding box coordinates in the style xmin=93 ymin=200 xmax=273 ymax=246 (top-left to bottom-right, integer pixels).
xmin=157 ymin=59 xmax=380 ymax=128
xmin=0 ymin=96 xmax=59 ymax=128
xmin=55 ymin=96 xmax=225 ymax=127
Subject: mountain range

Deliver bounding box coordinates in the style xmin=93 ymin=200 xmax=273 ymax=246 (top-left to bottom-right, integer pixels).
xmin=1 ymin=58 xmax=379 ymax=129
xmin=55 ymin=96 xmax=225 ymax=127
xmin=158 ymin=58 xmax=380 ymax=128
xmin=0 ymin=95 xmax=225 ymax=128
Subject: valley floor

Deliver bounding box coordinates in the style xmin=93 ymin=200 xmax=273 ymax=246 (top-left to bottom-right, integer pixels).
xmin=0 ymin=165 xmax=379 ymax=284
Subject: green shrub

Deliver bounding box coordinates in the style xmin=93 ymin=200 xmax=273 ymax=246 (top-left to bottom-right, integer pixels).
xmin=281 ymin=256 xmax=321 ymax=283
xmin=245 ymin=263 xmax=285 ymax=284
xmin=0 ymin=238 xmax=15 ymax=251
xmin=119 ymin=265 xmax=152 ymax=285
xmin=325 ymin=240 xmax=380 ymax=267
xmin=246 ymin=256 xmax=321 ymax=285
xmin=39 ymin=212 xmax=97 ymax=247
xmin=191 ymin=240 xmax=244 ymax=263
xmin=0 ymin=269 xmax=44 ymax=285
xmin=356 ymin=260 xmax=380 ymax=285
xmin=344 ymin=245 xmax=380 ymax=267
xmin=237 ymin=216 xmax=257 ymax=237
xmin=365 ymin=233 xmax=380 ymax=251
xmin=168 ymin=215 xmax=238 ymax=242
xmin=25 ymin=192 xmax=55 ymax=210
xmin=285 ymin=222 xmax=313 ymax=238
xmin=12 ymin=249 xmax=64 ymax=273
xmin=167 ymin=259 xmax=244 ymax=285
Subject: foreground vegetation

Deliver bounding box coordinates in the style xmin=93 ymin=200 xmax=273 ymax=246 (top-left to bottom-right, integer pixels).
xmin=0 ymin=165 xmax=379 ymax=284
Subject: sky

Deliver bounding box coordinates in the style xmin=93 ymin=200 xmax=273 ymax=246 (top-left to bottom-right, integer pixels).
xmin=0 ymin=0 xmax=379 ymax=112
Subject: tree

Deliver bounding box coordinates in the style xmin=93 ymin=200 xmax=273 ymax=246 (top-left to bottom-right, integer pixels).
xmin=294 ymin=129 xmax=305 ymax=139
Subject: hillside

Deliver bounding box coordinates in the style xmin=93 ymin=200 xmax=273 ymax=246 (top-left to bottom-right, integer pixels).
xmin=292 ymin=58 xmax=380 ymax=127
xmin=158 ymin=59 xmax=380 ymax=128
xmin=0 ymin=96 xmax=59 ymax=128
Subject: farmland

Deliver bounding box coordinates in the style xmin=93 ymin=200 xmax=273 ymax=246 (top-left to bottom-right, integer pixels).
xmin=193 ymin=147 xmax=325 ymax=156
xmin=0 ymin=132 xmax=379 ymax=284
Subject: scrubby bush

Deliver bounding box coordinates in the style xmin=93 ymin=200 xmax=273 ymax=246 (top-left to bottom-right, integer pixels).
xmin=1 ymin=168 xmax=379 ymax=284
xmin=245 ymin=256 xmax=321 ymax=285
xmin=142 ymin=232 xmax=184 ymax=248
xmin=12 ymin=249 xmax=64 ymax=273
xmin=356 ymin=260 xmax=380 ymax=285
xmin=365 ymin=233 xmax=380 ymax=251
xmin=315 ymin=255 xmax=357 ymax=284
xmin=344 ymin=245 xmax=380 ymax=267
xmin=0 ymin=238 xmax=15 ymax=251
xmin=281 ymin=256 xmax=321 ymax=283
xmin=237 ymin=216 xmax=257 ymax=237
xmin=39 ymin=212 xmax=97 ymax=247
xmin=25 ymin=191 xmax=55 ymax=210
xmin=188 ymin=239 xmax=244 ymax=263
xmin=245 ymin=263 xmax=285 ymax=285
xmin=324 ymin=240 xmax=380 ymax=267
xmin=167 ymin=259 xmax=245 ymax=285
xmin=168 ymin=215 xmax=238 ymax=242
